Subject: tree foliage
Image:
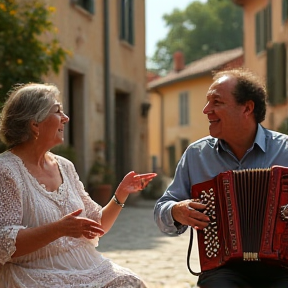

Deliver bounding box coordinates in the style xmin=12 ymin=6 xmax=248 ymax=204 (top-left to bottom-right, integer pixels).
xmin=0 ymin=0 xmax=68 ymax=104
xmin=148 ymin=0 xmax=243 ymax=75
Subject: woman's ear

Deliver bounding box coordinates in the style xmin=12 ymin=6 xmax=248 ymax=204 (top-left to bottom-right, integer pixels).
xmin=30 ymin=120 xmax=39 ymax=140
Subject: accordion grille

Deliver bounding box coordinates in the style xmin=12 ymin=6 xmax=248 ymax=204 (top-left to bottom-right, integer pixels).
xmin=233 ymin=168 xmax=271 ymax=257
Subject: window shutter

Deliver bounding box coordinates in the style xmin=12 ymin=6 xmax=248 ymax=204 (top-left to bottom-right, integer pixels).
xmin=72 ymin=0 xmax=95 ymax=14
xmin=266 ymin=43 xmax=287 ymax=105
xmin=283 ymin=0 xmax=288 ymax=22
xmin=180 ymin=138 xmax=189 ymax=154
xmin=265 ymin=3 xmax=272 ymax=43
xmin=128 ymin=0 xmax=134 ymax=45
xmin=119 ymin=0 xmax=134 ymax=45
xmin=168 ymin=145 xmax=176 ymax=178
xmin=255 ymin=12 xmax=261 ymax=53
xmin=87 ymin=0 xmax=95 ymax=14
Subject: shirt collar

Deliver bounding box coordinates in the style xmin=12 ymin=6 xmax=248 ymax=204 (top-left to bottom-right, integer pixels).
xmin=214 ymin=124 xmax=266 ymax=153
xmin=253 ymin=124 xmax=266 ymax=152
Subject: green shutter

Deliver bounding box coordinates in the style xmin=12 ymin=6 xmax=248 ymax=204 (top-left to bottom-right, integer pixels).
xmin=255 ymin=12 xmax=261 ymax=53
xmin=265 ymin=3 xmax=272 ymax=43
xmin=74 ymin=0 xmax=95 ymax=14
xmin=128 ymin=0 xmax=134 ymax=45
xmin=119 ymin=0 xmax=134 ymax=45
xmin=283 ymin=0 xmax=288 ymax=22
xmin=181 ymin=138 xmax=189 ymax=154
xmin=267 ymin=43 xmax=287 ymax=105
xmin=168 ymin=145 xmax=176 ymax=178
xmin=87 ymin=0 xmax=95 ymax=14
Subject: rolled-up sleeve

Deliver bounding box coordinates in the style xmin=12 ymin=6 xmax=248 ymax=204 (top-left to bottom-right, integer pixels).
xmin=0 ymin=169 xmax=25 ymax=265
xmin=154 ymin=151 xmax=191 ymax=236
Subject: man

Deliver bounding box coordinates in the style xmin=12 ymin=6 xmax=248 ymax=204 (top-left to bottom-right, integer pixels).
xmin=154 ymin=68 xmax=288 ymax=288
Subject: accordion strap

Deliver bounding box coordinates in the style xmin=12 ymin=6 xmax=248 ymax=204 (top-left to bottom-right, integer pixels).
xmin=187 ymin=227 xmax=202 ymax=276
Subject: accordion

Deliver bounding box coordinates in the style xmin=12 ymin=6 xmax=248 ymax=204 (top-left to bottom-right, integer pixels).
xmin=189 ymin=165 xmax=288 ymax=274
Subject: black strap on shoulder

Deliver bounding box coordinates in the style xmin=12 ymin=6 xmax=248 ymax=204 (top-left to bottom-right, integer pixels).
xmin=187 ymin=226 xmax=202 ymax=276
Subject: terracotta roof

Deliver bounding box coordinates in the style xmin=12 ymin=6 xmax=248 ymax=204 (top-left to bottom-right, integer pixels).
xmin=146 ymin=70 xmax=161 ymax=83
xmin=232 ymin=0 xmax=245 ymax=6
xmin=148 ymin=47 xmax=243 ymax=90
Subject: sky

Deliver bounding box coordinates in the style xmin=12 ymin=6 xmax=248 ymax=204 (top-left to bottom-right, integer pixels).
xmin=145 ymin=0 xmax=206 ymax=58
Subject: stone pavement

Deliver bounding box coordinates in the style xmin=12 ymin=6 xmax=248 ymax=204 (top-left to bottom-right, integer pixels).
xmin=97 ymin=198 xmax=201 ymax=288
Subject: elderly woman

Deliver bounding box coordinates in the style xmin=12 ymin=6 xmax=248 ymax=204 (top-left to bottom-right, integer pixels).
xmin=0 ymin=83 xmax=156 ymax=288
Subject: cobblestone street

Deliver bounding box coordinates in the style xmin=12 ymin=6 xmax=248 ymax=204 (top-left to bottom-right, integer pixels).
xmin=97 ymin=199 xmax=200 ymax=288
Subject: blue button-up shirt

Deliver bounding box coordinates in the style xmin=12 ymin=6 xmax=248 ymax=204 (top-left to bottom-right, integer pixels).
xmin=154 ymin=124 xmax=288 ymax=235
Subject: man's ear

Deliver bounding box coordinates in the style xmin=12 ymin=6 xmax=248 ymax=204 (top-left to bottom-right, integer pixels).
xmin=244 ymin=100 xmax=255 ymax=117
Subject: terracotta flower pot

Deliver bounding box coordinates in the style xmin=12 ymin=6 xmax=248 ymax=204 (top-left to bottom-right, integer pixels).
xmin=90 ymin=184 xmax=113 ymax=206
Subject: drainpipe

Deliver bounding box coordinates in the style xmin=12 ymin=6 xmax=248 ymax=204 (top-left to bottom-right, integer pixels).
xmin=103 ymin=0 xmax=111 ymax=164
xmin=155 ymin=89 xmax=164 ymax=172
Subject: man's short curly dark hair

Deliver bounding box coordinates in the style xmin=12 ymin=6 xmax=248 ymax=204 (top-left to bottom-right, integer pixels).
xmin=213 ymin=68 xmax=267 ymax=123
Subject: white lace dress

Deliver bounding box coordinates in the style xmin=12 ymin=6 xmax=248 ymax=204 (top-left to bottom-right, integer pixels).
xmin=0 ymin=151 xmax=146 ymax=288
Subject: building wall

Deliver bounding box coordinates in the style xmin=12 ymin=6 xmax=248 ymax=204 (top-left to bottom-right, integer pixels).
xmin=241 ymin=0 xmax=288 ymax=131
xmin=42 ymin=0 xmax=147 ymax=183
xmin=148 ymin=76 xmax=211 ymax=176
xmin=148 ymin=91 xmax=162 ymax=173
xmin=109 ymin=0 xmax=148 ymax=178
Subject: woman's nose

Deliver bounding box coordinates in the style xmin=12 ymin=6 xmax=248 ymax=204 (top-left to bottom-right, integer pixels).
xmin=61 ymin=112 xmax=69 ymax=123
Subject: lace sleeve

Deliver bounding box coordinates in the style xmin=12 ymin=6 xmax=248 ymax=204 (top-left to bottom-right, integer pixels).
xmin=74 ymin=176 xmax=103 ymax=224
xmin=0 ymin=167 xmax=26 ymax=265
xmin=57 ymin=156 xmax=102 ymax=223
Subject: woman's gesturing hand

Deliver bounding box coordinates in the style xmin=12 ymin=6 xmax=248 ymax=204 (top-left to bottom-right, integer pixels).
xmin=115 ymin=171 xmax=157 ymax=198
xmin=58 ymin=209 xmax=105 ymax=239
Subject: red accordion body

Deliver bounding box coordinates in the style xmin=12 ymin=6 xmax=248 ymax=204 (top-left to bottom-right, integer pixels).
xmin=191 ymin=165 xmax=288 ymax=272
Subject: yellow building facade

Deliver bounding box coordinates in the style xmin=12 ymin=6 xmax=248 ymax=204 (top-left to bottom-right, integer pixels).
xmin=148 ymin=48 xmax=243 ymax=176
xmin=40 ymin=0 xmax=148 ymax=185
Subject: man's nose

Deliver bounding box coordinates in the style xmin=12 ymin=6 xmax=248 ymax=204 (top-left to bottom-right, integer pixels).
xmin=202 ymin=102 xmax=210 ymax=114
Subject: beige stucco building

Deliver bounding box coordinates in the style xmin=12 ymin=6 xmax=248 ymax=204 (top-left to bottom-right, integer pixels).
xmin=233 ymin=0 xmax=288 ymax=130
xmin=41 ymin=0 xmax=148 ymax=185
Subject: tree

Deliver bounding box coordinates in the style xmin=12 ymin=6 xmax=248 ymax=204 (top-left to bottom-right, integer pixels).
xmin=0 ymin=0 xmax=69 ymax=104
xmin=148 ymin=0 xmax=243 ymax=75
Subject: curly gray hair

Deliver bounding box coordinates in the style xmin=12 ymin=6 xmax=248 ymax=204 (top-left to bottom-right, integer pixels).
xmin=0 ymin=83 xmax=60 ymax=148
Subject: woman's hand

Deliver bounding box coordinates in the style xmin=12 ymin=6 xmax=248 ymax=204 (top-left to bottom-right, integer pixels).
xmin=100 ymin=171 xmax=157 ymax=233
xmin=57 ymin=209 xmax=105 ymax=239
xmin=114 ymin=171 xmax=157 ymax=200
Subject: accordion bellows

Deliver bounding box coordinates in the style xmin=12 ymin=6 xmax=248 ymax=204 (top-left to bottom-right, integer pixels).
xmin=191 ymin=165 xmax=288 ymax=272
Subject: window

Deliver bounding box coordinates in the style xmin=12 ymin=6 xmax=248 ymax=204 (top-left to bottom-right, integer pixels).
xmin=179 ymin=91 xmax=189 ymax=126
xmin=72 ymin=0 xmax=95 ymax=14
xmin=255 ymin=3 xmax=271 ymax=54
xmin=120 ymin=0 xmax=134 ymax=45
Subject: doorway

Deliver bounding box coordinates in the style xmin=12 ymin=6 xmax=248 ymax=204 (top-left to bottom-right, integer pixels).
xmin=115 ymin=91 xmax=130 ymax=185
xmin=67 ymin=70 xmax=85 ymax=180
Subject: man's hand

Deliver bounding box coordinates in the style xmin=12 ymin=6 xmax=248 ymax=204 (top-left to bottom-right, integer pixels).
xmin=171 ymin=200 xmax=210 ymax=230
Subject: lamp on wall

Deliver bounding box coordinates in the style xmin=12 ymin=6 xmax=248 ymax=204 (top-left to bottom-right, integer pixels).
xmin=141 ymin=102 xmax=151 ymax=117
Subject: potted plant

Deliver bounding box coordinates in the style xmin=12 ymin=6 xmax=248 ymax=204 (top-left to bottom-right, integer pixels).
xmin=87 ymin=141 xmax=115 ymax=206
